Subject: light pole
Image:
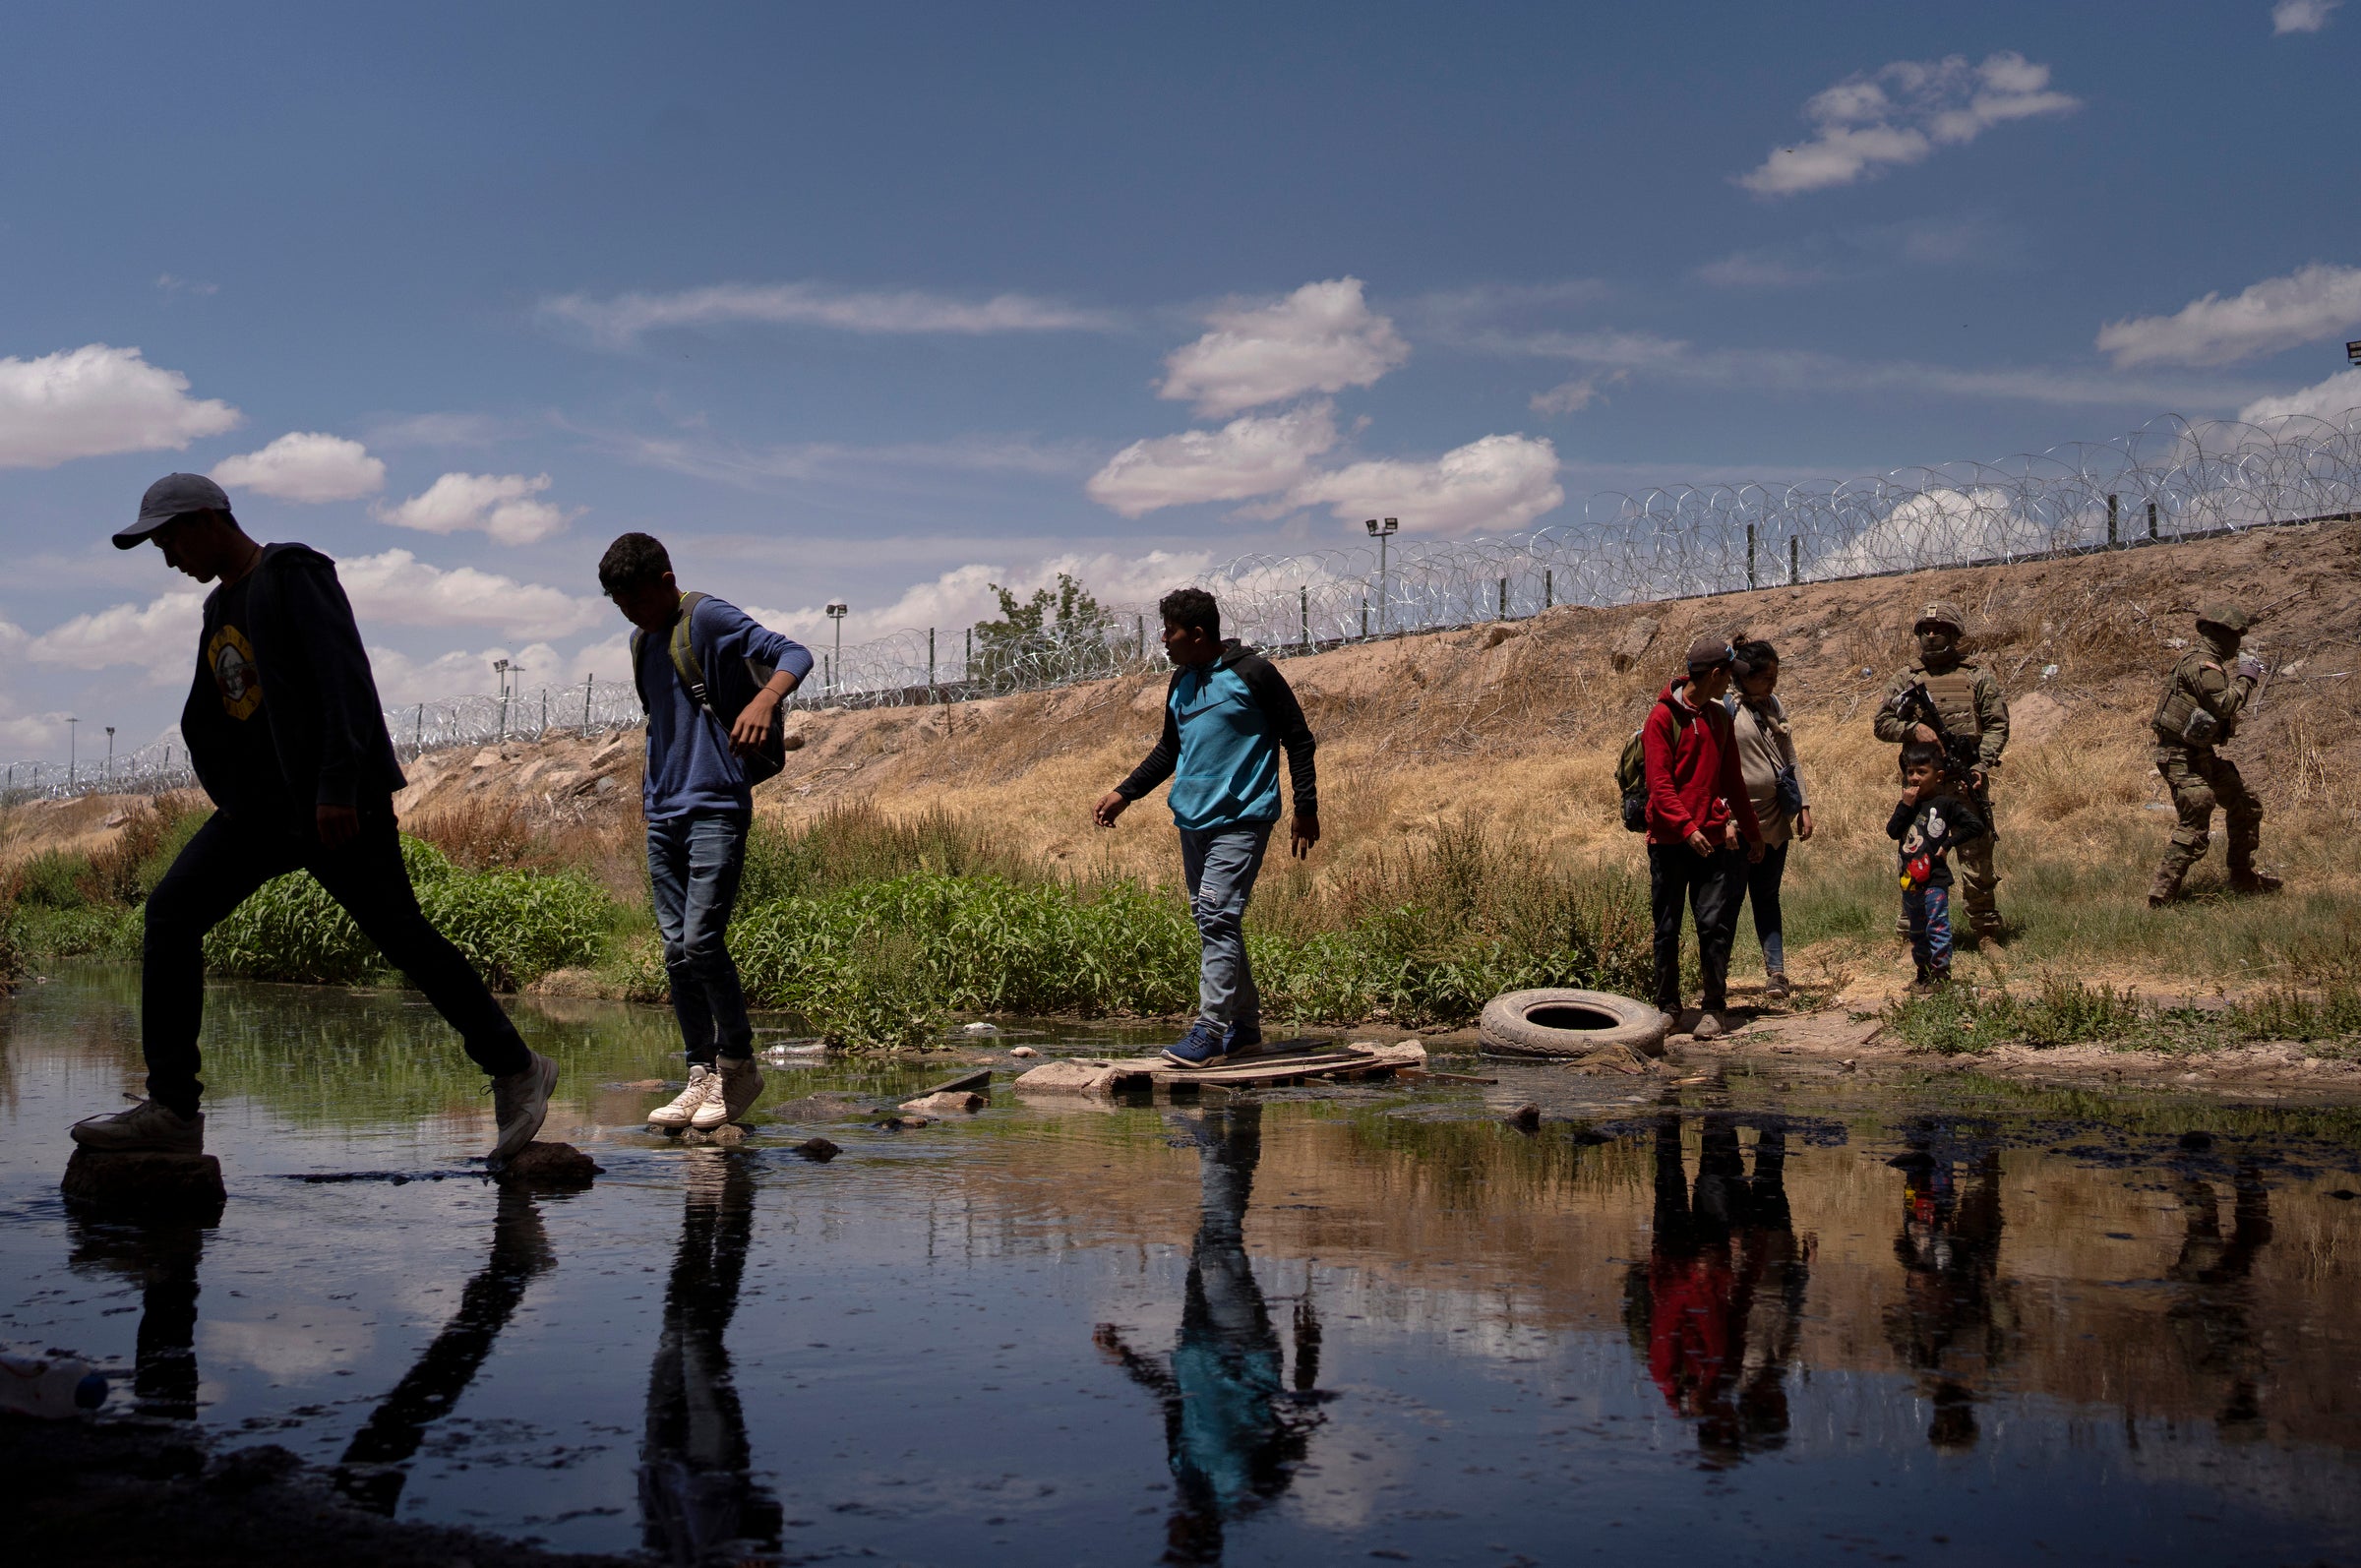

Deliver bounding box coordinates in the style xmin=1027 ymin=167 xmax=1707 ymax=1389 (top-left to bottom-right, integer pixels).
xmin=105 ymin=726 xmax=115 ymax=785
xmin=825 ymin=601 xmax=848 ymax=699
xmin=66 ymin=716 xmax=78 ymax=791
xmin=1363 ymin=516 xmax=1399 ymax=635
xmin=492 ymin=658 xmax=512 ymax=741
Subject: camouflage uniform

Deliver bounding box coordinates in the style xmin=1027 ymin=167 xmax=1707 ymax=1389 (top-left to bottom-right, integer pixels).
xmin=2149 ymin=605 xmax=2274 ymax=904
xmin=1872 ymin=601 xmax=2009 ymax=936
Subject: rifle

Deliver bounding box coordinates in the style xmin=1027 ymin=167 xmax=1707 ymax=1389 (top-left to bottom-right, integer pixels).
xmin=1886 ymin=682 xmax=1985 ymax=786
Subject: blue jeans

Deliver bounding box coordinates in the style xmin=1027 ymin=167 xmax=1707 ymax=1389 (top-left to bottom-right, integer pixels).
xmin=1905 ymin=883 xmax=1953 ymax=978
xmin=648 ymin=813 xmax=753 ymax=1066
xmin=1179 ymin=823 xmax=1272 ymax=1031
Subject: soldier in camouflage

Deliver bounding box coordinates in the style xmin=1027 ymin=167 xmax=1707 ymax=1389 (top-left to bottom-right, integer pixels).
xmin=1872 ymin=601 xmax=2009 ymax=941
xmin=2148 ymin=603 xmax=2280 ymax=906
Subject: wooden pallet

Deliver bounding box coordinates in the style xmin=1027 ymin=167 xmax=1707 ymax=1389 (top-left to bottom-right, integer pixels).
xmin=1012 ymin=1039 xmax=1426 ymax=1095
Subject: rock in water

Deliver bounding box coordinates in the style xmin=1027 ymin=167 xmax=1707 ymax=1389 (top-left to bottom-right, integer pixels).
xmin=683 ymin=1124 xmax=750 ymax=1147
xmin=1008 ymin=1046 xmax=1039 ymax=1058
xmin=1505 ymin=1103 xmax=1543 ymax=1132
xmin=61 ymin=1149 xmax=226 ymax=1219
xmin=899 ymin=1090 xmax=987 ymax=1115
xmin=792 ymin=1137 xmax=841 ymax=1161
xmin=493 ymin=1141 xmax=602 ymax=1187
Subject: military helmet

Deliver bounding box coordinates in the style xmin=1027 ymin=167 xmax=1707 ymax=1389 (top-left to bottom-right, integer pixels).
xmin=1912 ymin=600 xmax=1967 ymax=634
xmin=2196 ymin=602 xmax=2250 ymax=634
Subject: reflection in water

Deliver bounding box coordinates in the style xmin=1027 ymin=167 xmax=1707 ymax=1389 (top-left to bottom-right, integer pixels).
xmin=1623 ymin=1113 xmax=1810 ymax=1466
xmin=1097 ymin=1103 xmax=1325 ymax=1564
xmin=68 ymin=1218 xmax=209 ymax=1420
xmin=638 ymin=1151 xmax=782 ymax=1567
xmin=1884 ymin=1117 xmax=2014 ymax=1448
xmin=2167 ymin=1160 xmax=2274 ymax=1435
xmin=335 ymin=1188 xmax=555 ymax=1513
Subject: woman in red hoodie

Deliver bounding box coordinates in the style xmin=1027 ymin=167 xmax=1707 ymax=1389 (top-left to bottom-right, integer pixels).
xmin=1642 ymin=637 xmax=1764 ymax=1039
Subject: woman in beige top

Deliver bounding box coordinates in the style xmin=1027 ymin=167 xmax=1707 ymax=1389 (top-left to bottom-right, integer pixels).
xmin=1729 ymin=639 xmax=1813 ymax=996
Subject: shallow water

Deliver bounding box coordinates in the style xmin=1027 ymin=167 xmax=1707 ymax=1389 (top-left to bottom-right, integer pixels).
xmin=5 ymin=966 xmax=2360 ymax=1566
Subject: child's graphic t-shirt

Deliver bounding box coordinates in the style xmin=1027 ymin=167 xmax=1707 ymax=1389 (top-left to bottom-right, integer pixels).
xmin=1886 ymin=792 xmax=1987 ymax=890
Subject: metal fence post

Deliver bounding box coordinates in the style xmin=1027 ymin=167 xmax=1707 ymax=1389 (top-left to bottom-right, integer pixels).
xmin=1497 ymin=576 xmax=1508 ymax=618
xmin=1360 ymin=597 xmax=1369 ymax=638
xmin=2148 ymin=501 xmax=2158 ymax=540
xmin=965 ymin=626 xmax=973 ymax=682
xmin=1746 ymin=522 xmax=1758 ymax=590
xmin=2107 ymin=493 xmax=2119 ymax=545
xmin=582 ymin=677 xmax=594 ymax=737
xmin=928 ymin=627 xmax=937 ymax=689
xmin=1300 ymin=586 xmax=1309 ymax=648
xmin=1788 ymin=536 xmax=1800 ymax=585
xmin=541 ymin=689 xmax=548 ymax=736
xmin=416 ymin=703 xmax=425 ymax=751
xmin=1544 ymin=568 xmax=1553 ymax=608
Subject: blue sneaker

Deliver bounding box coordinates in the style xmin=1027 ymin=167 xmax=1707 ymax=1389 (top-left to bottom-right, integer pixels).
xmin=1222 ymin=1021 xmax=1264 ymax=1056
xmin=1162 ymin=1022 xmax=1228 ymax=1068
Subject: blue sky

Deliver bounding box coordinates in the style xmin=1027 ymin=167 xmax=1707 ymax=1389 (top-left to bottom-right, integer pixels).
xmin=3 ymin=0 xmax=2356 ymax=755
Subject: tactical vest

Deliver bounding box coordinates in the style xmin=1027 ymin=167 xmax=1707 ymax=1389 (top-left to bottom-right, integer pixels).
xmin=1919 ymin=667 xmax=1981 ymax=737
xmin=2152 ymin=653 xmax=2227 ymax=748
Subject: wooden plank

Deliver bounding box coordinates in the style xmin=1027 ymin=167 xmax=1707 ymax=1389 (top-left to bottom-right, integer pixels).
xmin=916 ymin=1066 xmax=993 ymax=1097
xmin=1110 ymin=1041 xmax=1426 ymax=1088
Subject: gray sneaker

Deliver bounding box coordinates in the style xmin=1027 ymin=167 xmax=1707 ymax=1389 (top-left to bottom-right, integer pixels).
xmin=647 ymin=1065 xmax=719 ymax=1130
xmin=489 ymin=1052 xmax=559 ymax=1163
xmin=700 ymin=1057 xmax=763 ymax=1129
xmin=71 ymin=1098 xmax=205 ymax=1155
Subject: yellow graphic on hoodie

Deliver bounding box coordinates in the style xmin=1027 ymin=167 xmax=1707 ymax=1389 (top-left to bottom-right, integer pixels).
xmin=208 ymin=624 xmax=264 ymax=720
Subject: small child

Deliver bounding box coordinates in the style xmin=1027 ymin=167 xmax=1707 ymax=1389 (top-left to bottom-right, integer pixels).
xmin=1887 ymin=740 xmax=1988 ymax=991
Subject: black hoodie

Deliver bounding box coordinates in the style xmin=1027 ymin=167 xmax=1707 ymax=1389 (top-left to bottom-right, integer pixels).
xmin=178 ymin=543 xmax=406 ymax=825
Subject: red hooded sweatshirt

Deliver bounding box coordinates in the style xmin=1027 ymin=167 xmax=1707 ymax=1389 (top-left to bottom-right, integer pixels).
xmin=1642 ymin=679 xmax=1763 ymax=850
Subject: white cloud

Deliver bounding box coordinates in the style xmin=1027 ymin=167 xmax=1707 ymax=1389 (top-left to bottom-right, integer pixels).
xmin=1085 ymin=403 xmax=1340 ymax=516
xmin=1285 ymin=434 xmax=1564 ymax=537
xmin=27 ymin=590 xmax=208 ymax=683
xmin=366 ymin=411 xmax=513 ymax=449
xmin=2237 ymin=368 xmax=2361 ymax=426
xmin=1530 ymin=371 xmax=1627 ymax=415
xmin=0 ymin=344 xmax=240 ymax=469
xmin=2272 ymin=0 xmax=2340 ymax=32
xmin=212 ymin=432 xmax=386 ymax=503
xmin=540 ymin=280 xmax=1116 ymax=346
xmin=1158 ymin=278 xmax=1409 ymax=417
xmin=1739 ymin=52 xmax=2079 ymax=197
xmin=1694 ymin=250 xmax=1837 ymax=289
xmin=2096 ymin=264 xmax=2361 ymax=368
xmin=153 ymin=274 xmax=218 ymax=298
xmin=1811 ymin=486 xmax=2049 ymax=578
xmin=612 ymin=430 xmax=1088 ymax=493
xmin=338 ymin=550 xmax=604 ymax=638
xmin=376 ymin=472 xmax=574 ymax=545
xmin=749 ymin=549 xmax=1219 ymax=645
xmin=364 ymin=638 xmax=627 ymax=704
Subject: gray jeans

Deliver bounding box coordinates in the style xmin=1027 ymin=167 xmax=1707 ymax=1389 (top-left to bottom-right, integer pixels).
xmin=1179 ymin=823 xmax=1272 ymax=1031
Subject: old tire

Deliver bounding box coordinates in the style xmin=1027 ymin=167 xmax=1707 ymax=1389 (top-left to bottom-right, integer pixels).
xmin=1478 ymin=989 xmax=1666 ymax=1059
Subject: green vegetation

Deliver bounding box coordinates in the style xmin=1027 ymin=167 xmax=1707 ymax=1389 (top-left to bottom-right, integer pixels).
xmin=1882 ymin=974 xmax=2361 ymax=1056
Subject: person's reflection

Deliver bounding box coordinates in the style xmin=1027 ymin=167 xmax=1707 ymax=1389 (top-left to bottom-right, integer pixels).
xmin=1095 ymin=1102 xmax=1324 ymax=1564
xmin=637 ymin=1149 xmax=782 ymax=1567
xmin=334 ymin=1186 xmax=555 ymax=1513
xmin=67 ymin=1218 xmax=209 ymax=1419
xmin=1883 ymin=1118 xmax=2012 ymax=1449
xmin=1622 ymin=1113 xmax=1808 ymax=1466
xmin=2165 ymin=1159 xmax=2273 ymax=1435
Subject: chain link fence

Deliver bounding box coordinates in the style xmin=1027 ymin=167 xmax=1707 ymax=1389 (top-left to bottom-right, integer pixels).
xmin=9 ymin=408 xmax=2357 ymax=804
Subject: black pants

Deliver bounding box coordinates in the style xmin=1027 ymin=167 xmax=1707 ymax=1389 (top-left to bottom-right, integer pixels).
xmin=143 ymin=807 xmax=531 ymax=1115
xmin=1648 ymin=842 xmax=1747 ymax=1013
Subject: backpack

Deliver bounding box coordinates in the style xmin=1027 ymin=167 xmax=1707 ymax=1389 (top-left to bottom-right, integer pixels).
xmin=1615 ymin=700 xmax=1694 ymax=832
xmin=631 ymin=591 xmax=788 ymax=786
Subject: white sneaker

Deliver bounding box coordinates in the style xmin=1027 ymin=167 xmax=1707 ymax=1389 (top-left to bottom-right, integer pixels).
xmin=648 ymin=1065 xmax=719 ymax=1130
xmin=489 ymin=1052 xmax=559 ymax=1162
xmin=71 ymin=1098 xmax=205 ymax=1155
xmin=699 ymin=1057 xmax=763 ymax=1129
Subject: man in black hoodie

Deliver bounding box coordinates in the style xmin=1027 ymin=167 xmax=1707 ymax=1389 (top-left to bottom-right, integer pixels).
xmin=68 ymin=474 xmax=556 ymax=1163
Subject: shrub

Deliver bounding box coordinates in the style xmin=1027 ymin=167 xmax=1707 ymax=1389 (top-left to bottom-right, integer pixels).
xmin=13 ymin=851 xmax=94 ymax=910
xmin=205 ymin=835 xmax=614 ymax=990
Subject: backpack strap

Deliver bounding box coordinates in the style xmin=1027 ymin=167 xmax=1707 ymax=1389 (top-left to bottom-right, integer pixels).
xmin=667 ymin=591 xmax=712 ymax=709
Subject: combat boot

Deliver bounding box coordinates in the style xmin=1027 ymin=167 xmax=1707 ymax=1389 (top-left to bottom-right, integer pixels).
xmin=2228 ymin=867 xmax=2284 ymax=895
xmin=2148 ymin=864 xmax=2185 ymax=908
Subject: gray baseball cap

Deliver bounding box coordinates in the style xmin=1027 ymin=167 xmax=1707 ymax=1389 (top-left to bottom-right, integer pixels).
xmin=115 ymin=472 xmax=233 ymax=549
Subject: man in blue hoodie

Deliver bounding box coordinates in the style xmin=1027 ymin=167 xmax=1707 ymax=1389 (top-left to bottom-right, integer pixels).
xmin=599 ymin=533 xmax=812 ymax=1132
xmin=70 ymin=474 xmax=556 ymax=1163
xmin=1094 ymin=588 xmax=1318 ymax=1067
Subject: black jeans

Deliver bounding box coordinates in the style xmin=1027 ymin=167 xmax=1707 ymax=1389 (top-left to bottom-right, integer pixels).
xmin=142 ymin=807 xmax=532 ymax=1116
xmin=1648 ymin=842 xmax=1747 ymax=1013
xmin=1740 ymin=839 xmax=1790 ymax=976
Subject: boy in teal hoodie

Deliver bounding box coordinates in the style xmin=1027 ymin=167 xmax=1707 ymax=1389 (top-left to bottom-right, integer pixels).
xmin=1094 ymin=588 xmax=1319 ymax=1066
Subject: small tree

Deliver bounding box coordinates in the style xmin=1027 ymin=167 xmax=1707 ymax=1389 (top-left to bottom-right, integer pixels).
xmin=971 ymin=573 xmax=1119 ymax=690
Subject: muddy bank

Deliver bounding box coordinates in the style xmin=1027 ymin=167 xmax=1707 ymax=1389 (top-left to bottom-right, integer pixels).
xmin=0 ymin=1417 xmax=632 ymax=1568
